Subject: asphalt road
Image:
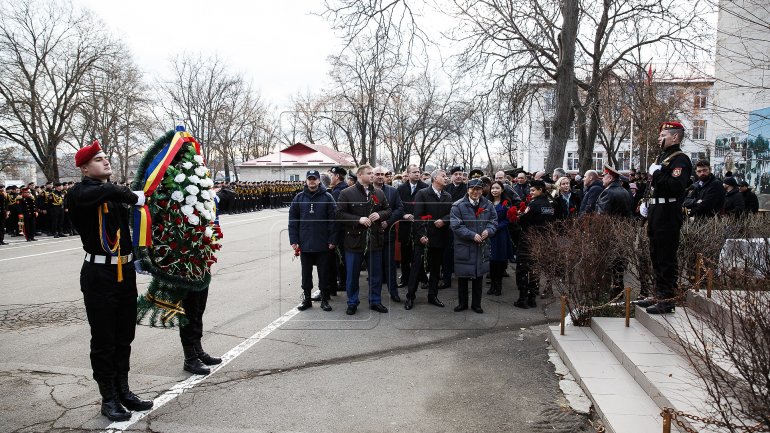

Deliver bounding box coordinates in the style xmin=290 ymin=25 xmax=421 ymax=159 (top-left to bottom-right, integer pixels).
xmin=0 ymin=209 xmax=593 ymax=433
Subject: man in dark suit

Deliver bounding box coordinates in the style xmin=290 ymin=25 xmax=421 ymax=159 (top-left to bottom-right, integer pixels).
xmin=396 ymin=164 xmax=428 ymax=288
xmin=405 ymin=169 xmax=453 ymax=310
xmin=442 ymin=166 xmax=467 ymax=289
xmin=374 ymin=166 xmax=405 ymax=302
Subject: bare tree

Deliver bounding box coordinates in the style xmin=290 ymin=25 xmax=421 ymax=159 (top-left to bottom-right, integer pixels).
xmin=0 ymin=0 xmax=116 ymax=181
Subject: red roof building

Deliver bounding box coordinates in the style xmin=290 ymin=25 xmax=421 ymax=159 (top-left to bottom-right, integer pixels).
xmin=237 ymin=143 xmax=356 ymax=181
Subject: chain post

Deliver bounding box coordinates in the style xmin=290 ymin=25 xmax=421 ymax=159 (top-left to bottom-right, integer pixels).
xmin=560 ymin=295 xmax=567 ymax=336
xmin=707 ymin=268 xmax=713 ymax=299
xmin=625 ymin=287 xmax=631 ymax=327
xmin=663 ymin=410 xmax=672 ymax=433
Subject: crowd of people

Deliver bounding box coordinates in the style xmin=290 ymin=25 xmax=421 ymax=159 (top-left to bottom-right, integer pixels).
xmin=0 ymin=181 xmax=79 ymax=244
xmin=288 ymin=122 xmax=762 ymax=318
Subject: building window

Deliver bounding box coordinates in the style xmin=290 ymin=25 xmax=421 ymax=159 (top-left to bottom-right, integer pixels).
xmin=690 ymin=152 xmax=707 ymax=162
xmin=569 ymin=123 xmax=576 ymax=140
xmin=289 ymin=174 xmax=300 ymax=181
xmin=593 ymin=152 xmax=604 ymax=171
xmin=693 ymin=89 xmax=708 ymax=109
xmin=567 ymin=152 xmax=579 ymax=171
xmin=616 ymin=151 xmax=631 ymax=171
xmin=543 ymin=120 xmax=552 ymax=141
xmin=692 ymin=120 xmax=707 ymax=140
xmin=544 ymin=90 xmax=556 ymax=111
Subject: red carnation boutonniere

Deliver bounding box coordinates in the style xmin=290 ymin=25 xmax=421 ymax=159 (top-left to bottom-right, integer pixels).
xmin=371 ymin=194 xmax=380 ymax=205
xmin=502 ymin=200 xmax=509 ymax=207
xmin=421 ymin=214 xmax=433 ymax=221
xmin=475 ymin=207 xmax=486 ymax=217
xmin=525 ymin=194 xmax=532 ymax=203
xmin=569 ymin=207 xmax=576 ymax=214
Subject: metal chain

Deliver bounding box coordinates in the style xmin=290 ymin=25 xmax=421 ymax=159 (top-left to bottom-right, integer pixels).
xmin=662 ymin=407 xmax=769 ymax=433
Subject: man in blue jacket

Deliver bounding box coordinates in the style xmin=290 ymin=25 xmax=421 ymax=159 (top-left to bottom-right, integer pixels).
xmin=288 ymin=170 xmax=337 ymax=312
xmin=579 ymin=170 xmax=603 ymax=215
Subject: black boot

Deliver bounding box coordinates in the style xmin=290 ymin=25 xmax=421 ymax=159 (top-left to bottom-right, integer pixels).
xmin=194 ymin=341 xmax=222 ymax=366
xmin=115 ymin=375 xmax=154 ymax=411
xmin=513 ymin=291 xmax=529 ymax=309
xmin=183 ymin=345 xmax=210 ymax=375
xmin=97 ymin=380 xmax=132 ymax=421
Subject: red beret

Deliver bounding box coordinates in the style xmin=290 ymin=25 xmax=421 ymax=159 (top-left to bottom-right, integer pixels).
xmin=660 ymin=121 xmax=685 ymax=131
xmin=75 ymin=140 xmax=103 ymax=167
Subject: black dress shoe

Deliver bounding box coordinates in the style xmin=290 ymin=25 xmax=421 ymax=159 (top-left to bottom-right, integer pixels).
xmin=437 ymin=282 xmax=446 ymax=290
xmin=428 ymin=297 xmax=445 ymax=308
xmin=320 ymin=300 xmax=332 ymax=311
xmin=346 ymin=305 xmax=357 ymax=315
xmin=370 ymin=303 xmax=388 ymax=313
xmin=454 ymin=304 xmax=468 ymax=312
xmin=527 ymin=298 xmax=537 ymax=308
xmin=486 ymin=287 xmax=495 ymax=295
xmin=420 ymin=282 xmax=428 ymax=290
xmin=646 ymin=303 xmax=675 ymax=314
xmin=297 ymin=300 xmax=312 ymax=311
xmin=194 ymin=342 xmax=222 ymax=365
xmin=471 ymin=306 xmax=484 ymax=314
xmin=513 ymin=300 xmax=529 ymax=309
xmin=310 ymin=295 xmax=322 ymax=301
xmin=391 ymin=294 xmax=402 ymax=303
xmin=404 ymin=299 xmax=414 ymax=310
xmin=101 ymin=397 xmax=132 ymax=421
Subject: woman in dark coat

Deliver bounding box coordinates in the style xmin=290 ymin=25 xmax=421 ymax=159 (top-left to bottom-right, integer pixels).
xmin=486 ymin=181 xmax=514 ymax=296
xmin=515 ymin=180 xmax=555 ymax=309
xmin=552 ymin=176 xmax=581 ymax=220
xmin=450 ymin=179 xmax=497 ymax=313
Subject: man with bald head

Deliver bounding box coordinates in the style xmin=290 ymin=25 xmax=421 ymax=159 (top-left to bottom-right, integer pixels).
xmin=579 ymin=170 xmax=603 ymax=215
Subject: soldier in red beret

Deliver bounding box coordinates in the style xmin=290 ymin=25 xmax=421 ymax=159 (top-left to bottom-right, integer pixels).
xmin=65 ymin=140 xmax=154 ymax=421
xmin=636 ymin=122 xmax=693 ymax=314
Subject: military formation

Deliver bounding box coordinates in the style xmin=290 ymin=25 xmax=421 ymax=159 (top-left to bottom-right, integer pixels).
xmin=214 ymin=180 xmax=303 ymax=214
xmin=1 ymin=181 xmax=79 ymax=243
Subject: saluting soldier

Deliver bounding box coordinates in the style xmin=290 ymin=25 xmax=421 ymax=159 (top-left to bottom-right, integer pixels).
xmin=637 ymin=122 xmax=693 ymax=314
xmin=65 ymin=140 xmax=153 ymax=421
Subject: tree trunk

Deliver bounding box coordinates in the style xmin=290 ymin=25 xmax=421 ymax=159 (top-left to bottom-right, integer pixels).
xmin=545 ymin=0 xmax=579 ymax=174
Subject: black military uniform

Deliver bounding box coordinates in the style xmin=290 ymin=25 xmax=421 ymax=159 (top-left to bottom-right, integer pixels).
xmin=643 ymin=122 xmax=693 ymax=314
xmin=19 ymin=188 xmax=37 ymax=241
xmin=514 ymin=180 xmax=555 ymax=308
xmin=66 ymin=141 xmax=153 ymax=421
xmin=49 ymin=183 xmax=67 ymax=237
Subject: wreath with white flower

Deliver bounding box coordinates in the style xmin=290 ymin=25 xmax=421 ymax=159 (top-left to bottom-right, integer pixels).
xmin=132 ymin=129 xmax=222 ymax=327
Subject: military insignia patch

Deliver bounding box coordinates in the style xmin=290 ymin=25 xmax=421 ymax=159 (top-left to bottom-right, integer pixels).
xmin=672 ymin=168 xmax=682 ymax=177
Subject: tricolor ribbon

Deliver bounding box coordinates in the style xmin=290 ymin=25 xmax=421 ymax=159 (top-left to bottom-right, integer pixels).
xmin=133 ymin=131 xmax=203 ymax=248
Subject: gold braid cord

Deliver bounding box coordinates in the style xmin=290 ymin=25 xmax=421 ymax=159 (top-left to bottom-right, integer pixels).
xmin=145 ymin=293 xmax=186 ymax=324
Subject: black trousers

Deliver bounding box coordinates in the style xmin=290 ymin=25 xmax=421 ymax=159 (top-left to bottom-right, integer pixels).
xmin=22 ymin=214 xmax=35 ymax=240
xmin=81 ymin=262 xmax=137 ymax=382
xmin=49 ymin=206 xmax=63 ymax=235
xmin=300 ymin=251 xmax=331 ymax=300
xmin=458 ymin=277 xmax=483 ymax=308
xmin=399 ymin=234 xmax=415 ymax=284
xmin=407 ymin=244 xmax=443 ymax=300
xmin=647 ymin=203 xmax=683 ymax=303
xmin=180 ymin=287 xmax=209 ymax=346
xmin=516 ymin=252 xmax=539 ymax=300
xmin=490 ymin=260 xmax=506 ymax=286
xmin=328 ymin=247 xmax=345 ymax=291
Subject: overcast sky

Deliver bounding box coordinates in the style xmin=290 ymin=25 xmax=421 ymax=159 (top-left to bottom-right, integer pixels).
xmin=72 ymin=0 xmax=342 ymax=107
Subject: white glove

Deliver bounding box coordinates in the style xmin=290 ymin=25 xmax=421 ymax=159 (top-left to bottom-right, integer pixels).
xmin=132 ymin=191 xmax=146 ymax=206
xmin=134 ymin=260 xmax=150 ymax=275
xmin=648 ymin=164 xmax=662 ymax=176
xmin=640 ymin=201 xmax=649 ymax=218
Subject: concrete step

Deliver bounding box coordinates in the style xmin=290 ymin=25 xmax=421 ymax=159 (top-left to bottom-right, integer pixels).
xmin=548 ymin=325 xmax=669 ymax=433
xmin=635 ymin=305 xmax=741 ymax=381
xmin=591 ymin=317 xmax=726 ymax=433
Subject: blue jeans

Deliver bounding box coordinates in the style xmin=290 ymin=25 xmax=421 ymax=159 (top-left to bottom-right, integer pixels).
xmin=345 ymin=249 xmax=383 ymax=306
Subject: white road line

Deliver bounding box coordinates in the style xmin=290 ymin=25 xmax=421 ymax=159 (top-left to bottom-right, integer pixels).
xmin=1 ymin=237 xmax=79 ymax=250
xmin=0 ymin=247 xmax=82 ymax=262
xmin=105 ymin=295 xmax=309 ymax=432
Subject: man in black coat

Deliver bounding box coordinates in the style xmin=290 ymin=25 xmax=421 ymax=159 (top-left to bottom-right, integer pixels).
xmin=683 ymin=160 xmax=725 ymax=219
xmin=637 ymin=122 xmax=693 ymax=314
xmin=405 ymin=169 xmax=453 ymax=310
xmin=579 ymin=170 xmax=603 ymax=215
xmin=442 ymin=166 xmax=467 ymax=289
xmin=739 ymin=181 xmax=760 ymax=214
xmin=288 ymin=170 xmax=338 ymax=312
xmin=336 ymin=165 xmax=392 ymax=315
xmin=722 ymin=176 xmax=745 ymax=217
xmin=512 ymin=171 xmax=529 ymax=202
xmin=373 ymin=166 xmax=404 ymax=302
xmin=396 ymin=164 xmax=429 ymax=288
